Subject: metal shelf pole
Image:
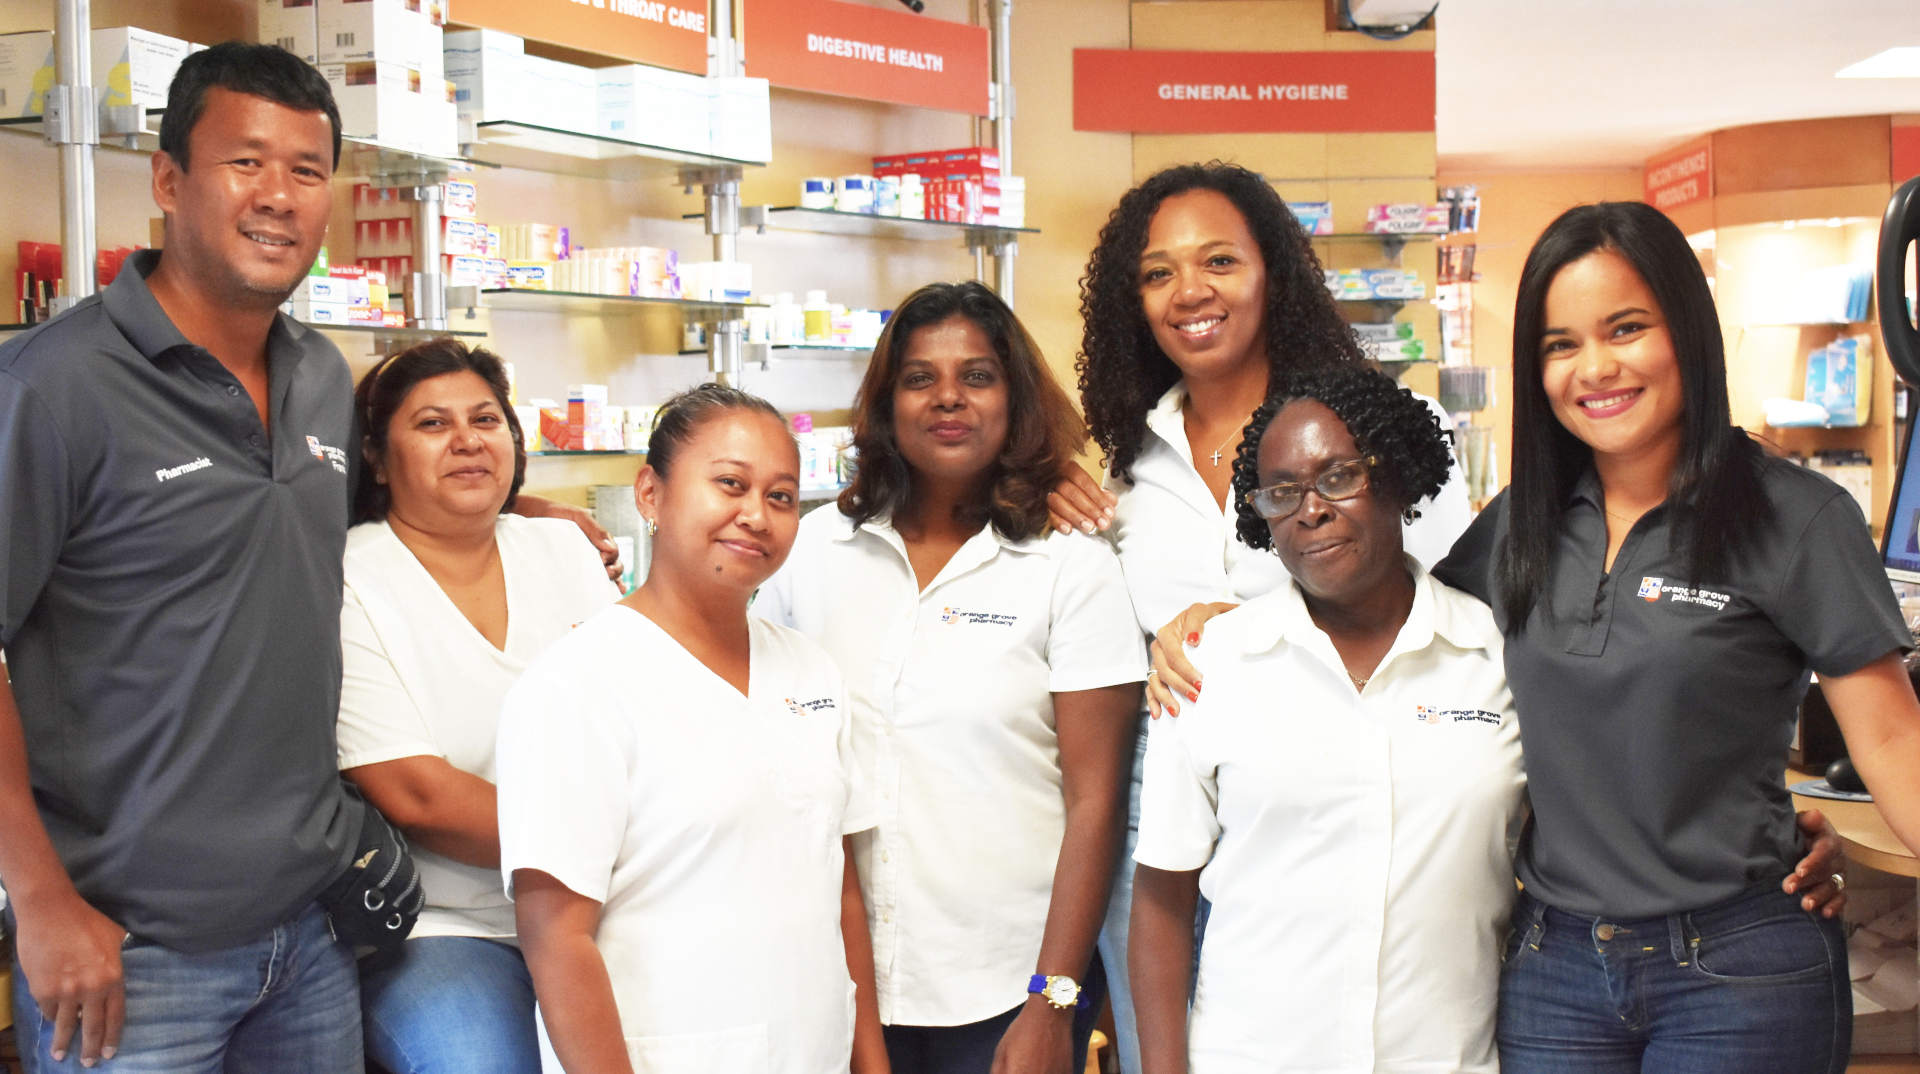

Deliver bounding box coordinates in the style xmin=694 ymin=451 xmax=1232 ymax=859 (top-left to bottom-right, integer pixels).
xmin=49 ymin=0 xmax=98 ymax=313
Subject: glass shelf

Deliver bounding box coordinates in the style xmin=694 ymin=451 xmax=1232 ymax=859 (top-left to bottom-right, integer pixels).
xmin=299 ymin=321 xmax=488 ymax=340
xmin=467 ymin=121 xmax=760 ymax=182
xmin=0 ymin=111 xmax=495 ymax=184
xmin=800 ymin=483 xmax=849 ymax=501
xmin=716 ymin=206 xmax=1037 ymax=245
xmin=473 ymin=289 xmax=747 ymax=319
xmin=527 ymin=449 xmax=648 ymax=457
xmin=679 ymin=343 xmax=873 ymax=360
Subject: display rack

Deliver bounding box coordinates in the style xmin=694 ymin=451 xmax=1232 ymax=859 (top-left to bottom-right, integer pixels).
xmin=472 ymin=289 xmax=748 ymax=320
xmin=466 ymin=121 xmax=763 ymax=182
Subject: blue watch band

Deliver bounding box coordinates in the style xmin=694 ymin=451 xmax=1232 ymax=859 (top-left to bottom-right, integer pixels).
xmin=1027 ymin=973 xmax=1092 ymax=1010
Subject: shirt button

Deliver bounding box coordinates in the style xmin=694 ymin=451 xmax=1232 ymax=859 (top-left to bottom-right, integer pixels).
xmin=249 ymin=434 xmax=263 ymax=448
xmin=225 ymin=384 xmax=240 ymax=397
xmin=881 ymin=851 xmax=890 ymax=863
xmin=881 ymin=912 xmax=892 ymax=924
xmin=1595 ymin=923 xmax=1616 ymax=941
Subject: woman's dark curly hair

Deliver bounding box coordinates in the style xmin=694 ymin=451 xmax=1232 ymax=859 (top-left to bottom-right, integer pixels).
xmin=354 ymin=337 xmax=525 ymax=524
xmin=1230 ymin=364 xmax=1453 ymax=552
xmin=1077 ymin=161 xmax=1368 ymax=484
xmin=839 ymin=281 xmax=1083 ymax=541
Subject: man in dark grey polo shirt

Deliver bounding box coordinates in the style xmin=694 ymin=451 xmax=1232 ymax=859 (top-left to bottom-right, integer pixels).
xmin=0 ymin=44 xmax=366 ymax=1071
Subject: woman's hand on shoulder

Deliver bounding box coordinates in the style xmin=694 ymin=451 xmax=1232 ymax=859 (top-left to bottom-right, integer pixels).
xmin=1047 ymin=461 xmax=1117 ymax=536
xmin=1148 ymin=602 xmax=1239 ymax=718
xmin=1783 ymin=808 xmax=1848 ymax=918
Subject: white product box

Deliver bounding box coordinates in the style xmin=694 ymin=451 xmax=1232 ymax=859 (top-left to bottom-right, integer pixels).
xmin=321 ymin=60 xmax=420 ymax=151
xmin=441 ymin=179 xmax=477 ymax=218
xmin=442 ymin=27 xmax=521 ymax=125
xmin=318 ymin=0 xmax=417 ymax=68
xmin=285 ymin=298 xmax=351 ymax=324
xmin=596 ymin=64 xmax=708 ymax=153
xmin=294 ymin=275 xmax=352 ymax=303
xmin=259 ymin=0 xmax=319 ymax=63
xmin=519 ymin=55 xmax=594 ymax=136
xmin=707 ymin=76 xmax=770 ymax=163
xmin=0 ymin=32 xmax=52 ymax=118
xmin=91 ymin=27 xmax=192 ymax=114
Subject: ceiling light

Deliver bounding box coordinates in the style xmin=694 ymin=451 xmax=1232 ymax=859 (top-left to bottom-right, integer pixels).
xmin=1836 ymin=47 xmax=1920 ymax=78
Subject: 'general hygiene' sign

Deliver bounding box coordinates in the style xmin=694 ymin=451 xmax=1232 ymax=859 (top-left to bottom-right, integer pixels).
xmin=1072 ymin=49 xmax=1434 ymax=134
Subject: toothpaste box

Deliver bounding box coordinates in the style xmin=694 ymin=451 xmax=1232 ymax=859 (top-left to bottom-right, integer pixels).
xmin=1286 ymin=200 xmax=1334 ymax=236
xmin=284 ymin=298 xmax=351 ymax=324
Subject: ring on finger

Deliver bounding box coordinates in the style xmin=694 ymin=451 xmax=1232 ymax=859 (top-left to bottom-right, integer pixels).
xmin=1832 ymin=872 xmax=1846 ymax=892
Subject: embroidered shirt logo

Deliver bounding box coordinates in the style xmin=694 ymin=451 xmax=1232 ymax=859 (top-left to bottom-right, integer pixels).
xmin=785 ymin=697 xmax=835 ymax=717
xmin=1414 ymin=705 xmax=1501 ymax=726
xmin=939 ymin=606 xmax=1019 ymax=627
xmin=1639 ymin=577 xmax=1730 ymax=612
xmin=154 ymin=456 xmax=212 ymax=483
xmin=306 ymin=435 xmax=349 ymax=474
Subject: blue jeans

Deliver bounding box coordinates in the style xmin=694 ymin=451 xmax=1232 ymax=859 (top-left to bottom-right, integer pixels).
xmin=1096 ymin=722 xmax=1207 ymax=1074
xmin=1498 ymin=885 xmax=1850 ymax=1074
xmin=10 ymin=902 xmax=361 ymax=1074
xmin=359 ymin=936 xmax=538 ymax=1074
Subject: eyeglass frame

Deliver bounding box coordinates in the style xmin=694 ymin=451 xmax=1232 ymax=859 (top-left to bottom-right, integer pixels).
xmin=1242 ymin=455 xmax=1380 ymax=520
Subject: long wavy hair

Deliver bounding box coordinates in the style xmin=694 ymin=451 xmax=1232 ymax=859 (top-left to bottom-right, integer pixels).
xmin=838 ymin=282 xmax=1083 ymax=541
xmin=1501 ymin=201 xmax=1766 ymax=626
xmin=1077 ymin=161 xmax=1367 ymax=484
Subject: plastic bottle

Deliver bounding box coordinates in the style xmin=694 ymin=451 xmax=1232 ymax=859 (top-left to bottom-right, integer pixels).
xmin=803 ymin=290 xmax=831 ymax=343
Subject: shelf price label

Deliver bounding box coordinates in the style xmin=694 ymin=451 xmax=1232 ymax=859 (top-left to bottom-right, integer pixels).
xmin=742 ymin=0 xmax=990 ymax=116
xmin=1644 ymin=137 xmax=1713 ymax=213
xmin=1071 ymin=49 xmax=1434 ymax=134
xmin=453 ymin=0 xmax=708 ymax=75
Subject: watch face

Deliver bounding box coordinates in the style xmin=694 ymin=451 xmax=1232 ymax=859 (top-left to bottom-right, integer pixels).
xmin=1046 ymin=978 xmax=1077 ymax=1006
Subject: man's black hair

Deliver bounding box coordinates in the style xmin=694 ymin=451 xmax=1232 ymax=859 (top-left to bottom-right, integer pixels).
xmin=159 ymin=41 xmax=341 ymax=170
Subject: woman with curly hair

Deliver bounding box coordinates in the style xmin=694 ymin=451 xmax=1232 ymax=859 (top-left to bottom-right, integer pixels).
xmin=1047 ymin=160 xmax=1471 ymax=1068
xmin=1129 ymin=363 xmax=1520 ymax=1073
xmin=756 ymin=281 xmax=1145 ymax=1074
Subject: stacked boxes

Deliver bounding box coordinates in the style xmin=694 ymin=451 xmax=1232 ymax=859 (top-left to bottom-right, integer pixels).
xmin=872 ymin=147 xmax=1009 ymax=225
xmin=260 ymin=0 xmax=319 ymax=63
xmin=0 ymin=28 xmax=194 ymax=121
xmin=1325 ymin=268 xmax=1426 ymax=302
xmin=314 ymin=0 xmax=455 ymax=157
xmin=0 ymin=32 xmax=53 ymax=118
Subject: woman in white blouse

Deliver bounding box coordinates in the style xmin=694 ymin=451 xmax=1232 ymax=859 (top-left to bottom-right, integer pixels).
xmin=337 ymin=338 xmax=619 ymax=1074
xmin=757 ymin=281 xmax=1145 ymax=1074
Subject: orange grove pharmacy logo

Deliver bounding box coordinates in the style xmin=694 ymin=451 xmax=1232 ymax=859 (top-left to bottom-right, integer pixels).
xmin=1416 ymin=705 xmax=1442 ymax=725
xmin=1638 ymin=576 xmax=1663 ymax=602
xmin=306 ymin=435 xmax=348 ymax=474
xmin=938 ymin=606 xmax=1018 ymax=627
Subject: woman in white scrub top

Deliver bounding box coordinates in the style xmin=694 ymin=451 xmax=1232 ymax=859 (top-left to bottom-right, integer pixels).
xmin=497 ymin=385 xmax=887 ymax=1074
xmin=1129 ymin=365 xmax=1519 ymax=1074
xmin=757 ymin=282 xmax=1144 ymax=1074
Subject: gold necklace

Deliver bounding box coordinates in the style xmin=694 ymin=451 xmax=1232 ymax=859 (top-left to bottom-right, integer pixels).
xmin=1347 ymin=670 xmax=1370 ymax=691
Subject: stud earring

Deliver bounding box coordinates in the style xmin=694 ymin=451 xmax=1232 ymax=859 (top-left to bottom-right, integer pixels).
xmin=645 ymin=517 xmax=657 ymax=537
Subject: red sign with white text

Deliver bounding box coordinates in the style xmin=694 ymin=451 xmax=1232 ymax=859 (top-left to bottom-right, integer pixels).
xmin=1071 ymin=49 xmax=1433 ymax=134
xmin=452 ymin=0 xmax=708 ymax=74
xmin=743 ymin=0 xmax=990 ymax=116
xmin=1644 ymin=138 xmax=1713 ymax=212
xmin=1895 ymin=124 xmax=1920 ymax=185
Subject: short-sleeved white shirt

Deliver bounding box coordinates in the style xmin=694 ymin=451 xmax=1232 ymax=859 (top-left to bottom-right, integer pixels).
xmin=336 ymin=515 xmax=616 ymax=939
xmin=1107 ymin=381 xmax=1472 ymax=640
xmin=1135 ymin=561 xmax=1524 ymax=1074
xmin=496 ymin=607 xmax=873 ymax=1074
xmin=755 ymin=507 xmax=1146 ymax=1026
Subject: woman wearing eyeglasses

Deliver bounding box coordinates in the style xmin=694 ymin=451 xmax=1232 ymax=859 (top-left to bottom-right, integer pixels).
xmin=1128 ymin=364 xmax=1522 ymax=1074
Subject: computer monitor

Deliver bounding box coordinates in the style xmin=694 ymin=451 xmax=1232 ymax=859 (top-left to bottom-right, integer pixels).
xmin=1881 ymin=414 xmax=1920 ymax=583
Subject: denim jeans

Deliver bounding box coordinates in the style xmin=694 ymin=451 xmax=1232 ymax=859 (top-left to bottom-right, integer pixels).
xmin=10 ymin=902 xmax=361 ymax=1074
xmin=1096 ymin=721 xmax=1208 ymax=1074
xmin=359 ymin=935 xmax=538 ymax=1074
xmin=1498 ymin=884 xmax=1851 ymax=1074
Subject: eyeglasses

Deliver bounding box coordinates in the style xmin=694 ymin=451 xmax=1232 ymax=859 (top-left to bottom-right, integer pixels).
xmin=1244 ymin=456 xmax=1377 ymax=519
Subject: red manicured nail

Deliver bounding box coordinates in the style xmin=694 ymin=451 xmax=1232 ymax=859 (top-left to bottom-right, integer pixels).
xmin=1186 ymin=632 xmax=1199 ymax=645
xmin=1188 ymin=691 xmax=1198 ymax=703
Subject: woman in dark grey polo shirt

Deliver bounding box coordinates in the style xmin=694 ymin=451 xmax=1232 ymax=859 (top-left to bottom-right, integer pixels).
xmin=1436 ymin=201 xmax=1920 ymax=1074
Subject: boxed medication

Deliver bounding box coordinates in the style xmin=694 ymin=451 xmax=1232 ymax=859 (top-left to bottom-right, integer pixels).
xmin=318 ymin=0 xmax=417 ymax=67
xmin=1287 ymin=200 xmax=1334 ymax=236
xmin=442 ymin=27 xmax=521 ymax=125
xmin=519 ymin=55 xmax=594 ymax=137
xmin=92 ymin=27 xmax=192 ymax=113
xmin=322 ymin=60 xmax=420 ymax=151
xmin=708 ymin=77 xmax=771 ymax=163
xmin=0 ymin=32 xmax=53 ymax=118
xmin=596 ymin=64 xmax=708 ymax=153
xmin=259 ymin=0 xmax=319 ymax=64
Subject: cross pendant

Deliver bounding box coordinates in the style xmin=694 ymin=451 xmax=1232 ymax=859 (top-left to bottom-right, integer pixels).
xmin=1210 ymin=449 xmax=1223 ymax=466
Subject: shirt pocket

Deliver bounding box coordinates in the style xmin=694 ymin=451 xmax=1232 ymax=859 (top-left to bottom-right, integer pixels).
xmin=625 ymin=1022 xmax=769 ymax=1074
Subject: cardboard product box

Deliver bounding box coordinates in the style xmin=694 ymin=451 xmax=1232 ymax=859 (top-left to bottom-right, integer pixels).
xmin=284 ymin=298 xmax=351 ymax=324
xmin=0 ymin=32 xmax=53 ymax=118
xmin=708 ymin=76 xmax=770 ymax=163
xmin=595 ymin=63 xmax=706 ymax=151
xmin=259 ymin=0 xmax=319 ymax=64
xmin=91 ymin=27 xmax=192 ymax=115
xmin=322 ymin=60 xmax=421 ymax=151
xmin=417 ymin=79 xmax=457 ymax=158
xmin=519 ymin=55 xmax=594 ymax=137
xmin=441 ymin=179 xmax=477 ymax=218
xmin=442 ymin=28 xmax=521 ymax=125
xmin=318 ymin=0 xmax=417 ymax=68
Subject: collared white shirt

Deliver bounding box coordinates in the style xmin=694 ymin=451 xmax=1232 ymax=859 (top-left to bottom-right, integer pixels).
xmin=1107 ymin=381 xmax=1472 ymax=640
xmin=756 ymin=506 xmax=1146 ymax=1026
xmin=337 ymin=515 xmax=617 ymax=941
xmin=1135 ymin=561 xmax=1524 ymax=1074
xmin=497 ymin=608 xmax=872 ymax=1074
